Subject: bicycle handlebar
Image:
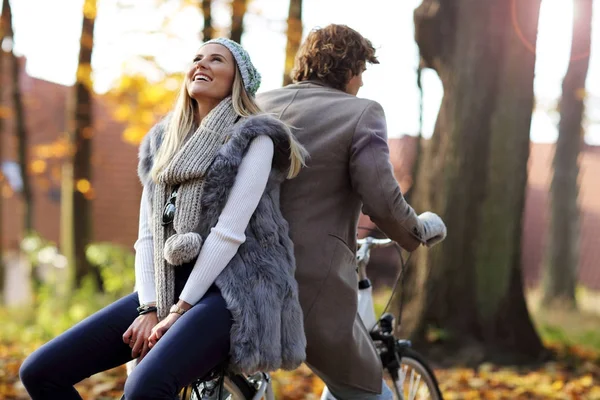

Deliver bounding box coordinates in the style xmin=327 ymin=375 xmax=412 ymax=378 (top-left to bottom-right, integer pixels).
xmin=356 ymin=237 xmax=398 ymax=279
xmin=357 ymin=237 xmax=394 ymax=249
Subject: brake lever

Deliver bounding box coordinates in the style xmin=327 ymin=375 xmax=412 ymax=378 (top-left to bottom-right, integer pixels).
xmin=356 ymin=242 xmax=371 ymax=280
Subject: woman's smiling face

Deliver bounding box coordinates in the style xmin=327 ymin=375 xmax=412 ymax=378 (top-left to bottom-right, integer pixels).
xmin=186 ymin=44 xmax=236 ymax=103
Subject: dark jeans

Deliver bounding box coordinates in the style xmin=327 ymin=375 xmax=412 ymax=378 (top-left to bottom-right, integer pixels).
xmin=19 ymin=263 xmax=233 ymax=400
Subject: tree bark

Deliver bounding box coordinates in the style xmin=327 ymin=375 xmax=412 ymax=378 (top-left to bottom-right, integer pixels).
xmin=405 ymin=0 xmax=545 ymax=364
xmin=0 ymin=0 xmax=6 ymax=299
xmin=542 ymin=0 xmax=593 ymax=309
xmin=230 ymin=0 xmax=247 ymax=44
xmin=201 ymin=0 xmax=213 ymax=41
xmin=62 ymin=0 xmax=102 ymax=290
xmin=2 ymin=0 xmax=33 ymax=234
xmin=283 ymin=0 xmax=302 ymax=86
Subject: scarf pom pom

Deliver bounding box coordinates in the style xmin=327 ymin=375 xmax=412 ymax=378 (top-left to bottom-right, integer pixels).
xmin=164 ymin=232 xmax=203 ymax=266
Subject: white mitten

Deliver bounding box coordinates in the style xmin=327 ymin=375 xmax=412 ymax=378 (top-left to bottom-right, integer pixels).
xmin=417 ymin=212 xmax=447 ymax=247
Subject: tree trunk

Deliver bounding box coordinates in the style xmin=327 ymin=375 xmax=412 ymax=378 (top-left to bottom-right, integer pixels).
xmin=405 ymin=0 xmax=545 ymax=364
xmin=283 ymin=0 xmax=302 ymax=86
xmin=2 ymin=0 xmax=32 ymax=234
xmin=10 ymin=57 xmax=32 ymax=235
xmin=62 ymin=0 xmax=102 ymax=291
xmin=201 ymin=0 xmax=213 ymax=41
xmin=542 ymin=0 xmax=593 ymax=310
xmin=230 ymin=0 xmax=247 ymax=44
xmin=0 ymin=0 xmax=6 ymax=299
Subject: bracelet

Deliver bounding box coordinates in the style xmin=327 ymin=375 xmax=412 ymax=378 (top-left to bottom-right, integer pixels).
xmin=139 ymin=307 xmax=157 ymax=315
xmin=169 ymin=304 xmax=187 ymax=316
xmin=137 ymin=304 xmax=157 ymax=315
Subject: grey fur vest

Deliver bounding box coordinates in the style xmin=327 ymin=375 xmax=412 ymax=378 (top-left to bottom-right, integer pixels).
xmin=138 ymin=114 xmax=307 ymax=373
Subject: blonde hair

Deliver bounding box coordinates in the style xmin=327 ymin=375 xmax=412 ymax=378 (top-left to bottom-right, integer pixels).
xmin=284 ymin=125 xmax=308 ymax=179
xmin=151 ymin=65 xmax=306 ymax=181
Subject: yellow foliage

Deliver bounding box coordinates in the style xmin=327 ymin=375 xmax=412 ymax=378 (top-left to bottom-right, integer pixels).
xmin=77 ymin=64 xmax=93 ymax=89
xmin=34 ymin=138 xmax=73 ymax=160
xmin=579 ymin=375 xmax=594 ymax=387
xmin=83 ymin=0 xmax=97 ymax=19
xmin=142 ymin=110 xmax=156 ymax=125
xmin=122 ymin=125 xmax=149 ymax=145
xmin=550 ymin=379 xmax=564 ymax=391
xmin=141 ymin=85 xmax=171 ymax=104
xmin=114 ymin=104 xmax=132 ymax=121
xmin=76 ymin=179 xmax=92 ymax=194
xmin=106 ymin=70 xmax=180 ymax=145
xmin=30 ymin=160 xmax=47 ymax=174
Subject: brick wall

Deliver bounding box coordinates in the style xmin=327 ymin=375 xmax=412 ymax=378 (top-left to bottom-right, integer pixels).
xmin=522 ymin=143 xmax=600 ymax=290
xmin=1 ymin=58 xmax=142 ymax=251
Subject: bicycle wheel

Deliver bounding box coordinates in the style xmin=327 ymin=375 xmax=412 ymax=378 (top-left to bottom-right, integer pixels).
xmin=393 ymin=348 xmax=443 ymax=400
xmin=188 ymin=374 xmax=256 ymax=400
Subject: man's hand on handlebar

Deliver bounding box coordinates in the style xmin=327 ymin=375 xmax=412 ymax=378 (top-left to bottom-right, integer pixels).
xmin=418 ymin=212 xmax=447 ymax=247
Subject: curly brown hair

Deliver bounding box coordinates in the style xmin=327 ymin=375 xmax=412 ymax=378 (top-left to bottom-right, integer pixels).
xmin=291 ymin=24 xmax=379 ymax=91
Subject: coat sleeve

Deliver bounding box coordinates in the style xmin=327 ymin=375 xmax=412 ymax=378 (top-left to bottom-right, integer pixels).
xmin=133 ymin=186 xmax=156 ymax=305
xmin=349 ymin=101 xmax=424 ymax=251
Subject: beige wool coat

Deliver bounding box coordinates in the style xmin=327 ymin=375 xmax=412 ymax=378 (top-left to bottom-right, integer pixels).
xmin=257 ymin=81 xmax=423 ymax=393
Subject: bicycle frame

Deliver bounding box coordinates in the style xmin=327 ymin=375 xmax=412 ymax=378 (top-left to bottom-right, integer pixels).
xmin=356 ymin=236 xmax=397 ymax=331
xmin=248 ymin=373 xmax=275 ymax=400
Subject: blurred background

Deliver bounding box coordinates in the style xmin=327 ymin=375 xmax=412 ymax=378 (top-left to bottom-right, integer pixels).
xmin=0 ymin=0 xmax=599 ymax=398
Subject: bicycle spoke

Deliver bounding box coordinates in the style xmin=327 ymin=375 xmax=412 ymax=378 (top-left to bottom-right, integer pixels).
xmin=410 ymin=370 xmax=422 ymax=400
xmin=395 ymin=360 xmax=438 ymax=400
xmin=395 ymin=373 xmax=406 ymax=400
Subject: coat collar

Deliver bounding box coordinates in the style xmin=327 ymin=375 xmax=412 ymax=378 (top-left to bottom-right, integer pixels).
xmin=292 ymin=80 xmax=342 ymax=92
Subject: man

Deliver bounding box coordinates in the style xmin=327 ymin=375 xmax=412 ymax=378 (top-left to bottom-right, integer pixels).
xmin=257 ymin=24 xmax=446 ymax=400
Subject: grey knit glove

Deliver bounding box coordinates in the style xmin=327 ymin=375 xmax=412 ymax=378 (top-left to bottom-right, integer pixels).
xmin=418 ymin=212 xmax=447 ymax=247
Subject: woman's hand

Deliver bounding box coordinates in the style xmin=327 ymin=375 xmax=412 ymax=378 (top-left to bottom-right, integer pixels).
xmin=148 ymin=313 xmax=182 ymax=349
xmin=123 ymin=313 xmax=158 ymax=362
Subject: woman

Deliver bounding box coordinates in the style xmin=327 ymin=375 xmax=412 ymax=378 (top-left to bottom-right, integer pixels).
xmin=20 ymin=38 xmax=308 ymax=399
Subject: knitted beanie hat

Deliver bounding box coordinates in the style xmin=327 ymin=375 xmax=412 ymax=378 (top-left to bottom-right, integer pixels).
xmin=203 ymin=38 xmax=261 ymax=96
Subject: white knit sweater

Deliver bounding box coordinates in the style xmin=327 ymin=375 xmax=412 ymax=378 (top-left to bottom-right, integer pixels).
xmin=134 ymin=135 xmax=275 ymax=306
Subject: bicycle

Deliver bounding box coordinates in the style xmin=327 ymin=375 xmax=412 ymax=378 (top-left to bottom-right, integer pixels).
xmin=127 ymin=236 xmax=444 ymax=400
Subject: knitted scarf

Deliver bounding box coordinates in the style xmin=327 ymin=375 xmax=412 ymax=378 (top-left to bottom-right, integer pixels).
xmin=153 ymin=97 xmax=238 ymax=320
